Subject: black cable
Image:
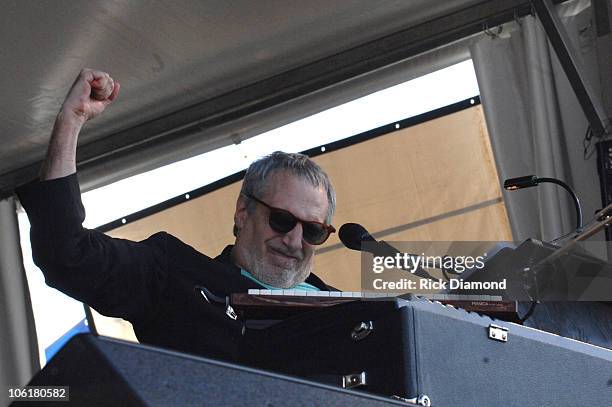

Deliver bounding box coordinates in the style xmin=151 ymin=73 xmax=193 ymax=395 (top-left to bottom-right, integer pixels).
xmin=441 ymin=266 xmax=451 ymax=282
xmin=519 ymin=301 xmax=538 ymax=324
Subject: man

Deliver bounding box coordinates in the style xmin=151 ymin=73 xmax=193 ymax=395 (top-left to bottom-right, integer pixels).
xmin=17 ymin=69 xmax=337 ymax=361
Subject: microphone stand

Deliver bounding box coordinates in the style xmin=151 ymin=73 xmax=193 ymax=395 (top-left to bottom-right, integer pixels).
xmin=503 ymin=175 xmax=583 ymax=236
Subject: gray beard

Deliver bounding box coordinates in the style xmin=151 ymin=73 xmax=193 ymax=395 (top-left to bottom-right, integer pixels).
xmin=243 ymin=249 xmax=311 ymax=288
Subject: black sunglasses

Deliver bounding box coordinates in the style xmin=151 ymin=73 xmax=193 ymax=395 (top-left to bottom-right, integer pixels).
xmin=244 ymin=194 xmax=335 ymax=245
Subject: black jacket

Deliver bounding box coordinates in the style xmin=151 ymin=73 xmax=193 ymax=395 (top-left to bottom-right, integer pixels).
xmin=17 ymin=174 xmax=332 ymax=361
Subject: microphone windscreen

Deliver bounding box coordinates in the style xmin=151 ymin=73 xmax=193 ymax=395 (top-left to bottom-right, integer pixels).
xmin=338 ymin=223 xmax=374 ymax=251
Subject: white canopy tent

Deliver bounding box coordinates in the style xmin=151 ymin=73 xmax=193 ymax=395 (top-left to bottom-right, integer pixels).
xmin=1 ymin=0 xmax=610 ymax=402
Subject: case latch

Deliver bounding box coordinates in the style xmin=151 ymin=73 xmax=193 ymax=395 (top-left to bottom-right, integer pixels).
xmin=351 ymin=321 xmax=374 ymax=341
xmin=342 ymin=372 xmax=367 ymax=389
xmin=391 ymin=394 xmax=432 ymax=406
xmin=488 ymin=324 xmax=508 ymax=342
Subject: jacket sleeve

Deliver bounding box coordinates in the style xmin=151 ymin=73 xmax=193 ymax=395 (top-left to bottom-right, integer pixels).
xmin=16 ymin=173 xmax=168 ymax=324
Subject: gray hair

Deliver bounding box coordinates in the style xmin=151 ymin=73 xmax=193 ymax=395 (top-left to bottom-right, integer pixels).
xmin=240 ymin=151 xmax=336 ymax=224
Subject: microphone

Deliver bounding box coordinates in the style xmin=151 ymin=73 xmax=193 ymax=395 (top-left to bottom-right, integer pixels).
xmin=339 ymin=223 xmax=400 ymax=257
xmin=338 ymin=223 xmax=434 ymax=279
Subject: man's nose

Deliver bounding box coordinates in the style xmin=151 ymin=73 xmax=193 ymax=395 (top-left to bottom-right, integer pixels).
xmin=281 ymin=222 xmax=304 ymax=250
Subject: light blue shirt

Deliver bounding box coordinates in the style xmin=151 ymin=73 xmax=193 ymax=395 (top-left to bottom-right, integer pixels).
xmin=240 ymin=269 xmax=320 ymax=291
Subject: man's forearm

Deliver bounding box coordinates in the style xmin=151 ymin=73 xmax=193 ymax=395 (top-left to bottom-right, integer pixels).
xmin=39 ymin=68 xmax=120 ymax=181
xmin=40 ymin=113 xmax=85 ymax=180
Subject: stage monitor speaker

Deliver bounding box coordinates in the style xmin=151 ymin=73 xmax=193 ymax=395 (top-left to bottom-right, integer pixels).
xmin=11 ymin=334 xmax=407 ymax=406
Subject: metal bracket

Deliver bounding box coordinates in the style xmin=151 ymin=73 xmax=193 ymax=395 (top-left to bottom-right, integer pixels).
xmin=342 ymin=372 xmax=367 ymax=389
xmin=351 ymin=321 xmax=374 ymax=341
xmin=225 ymin=304 xmax=238 ymax=320
xmin=392 ymin=394 xmax=432 ymax=406
xmin=488 ymin=324 xmax=509 ymax=342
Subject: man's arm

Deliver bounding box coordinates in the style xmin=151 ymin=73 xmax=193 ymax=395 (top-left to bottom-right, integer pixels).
xmin=40 ymin=68 xmax=119 ymax=180
xmin=18 ymin=69 xmax=169 ymax=325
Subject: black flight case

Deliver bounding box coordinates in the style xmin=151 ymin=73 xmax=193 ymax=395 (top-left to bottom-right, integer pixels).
xmin=242 ymin=297 xmax=612 ymax=407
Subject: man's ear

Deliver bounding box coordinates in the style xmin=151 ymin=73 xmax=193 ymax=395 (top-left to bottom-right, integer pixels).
xmin=234 ymin=195 xmax=249 ymax=232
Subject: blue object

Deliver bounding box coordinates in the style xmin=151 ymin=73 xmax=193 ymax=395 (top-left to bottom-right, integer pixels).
xmin=240 ymin=268 xmax=320 ymax=291
xmin=45 ymin=318 xmax=90 ymax=362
